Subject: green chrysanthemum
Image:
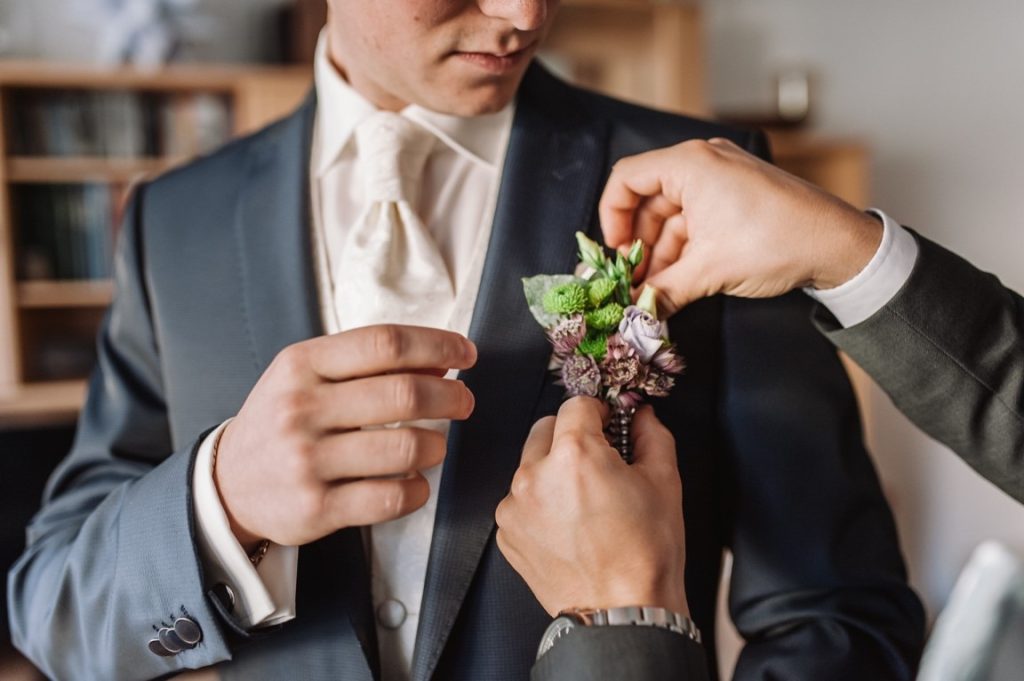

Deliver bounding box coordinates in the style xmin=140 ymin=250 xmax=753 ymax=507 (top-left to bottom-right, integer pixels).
xmin=585 ymin=302 xmax=625 ymax=331
xmin=543 ymin=283 xmax=588 ymax=315
xmin=577 ymin=332 xmax=609 ymax=361
xmin=587 ymin=278 xmax=617 ymax=307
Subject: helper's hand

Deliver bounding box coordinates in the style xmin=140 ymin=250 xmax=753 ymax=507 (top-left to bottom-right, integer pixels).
xmin=600 ymin=138 xmax=884 ymax=315
xmin=216 ymin=325 xmax=477 ymax=550
xmin=495 ymin=397 xmax=687 ymax=616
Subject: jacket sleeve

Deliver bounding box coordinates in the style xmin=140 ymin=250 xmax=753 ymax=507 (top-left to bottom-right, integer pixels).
xmin=815 ymin=231 xmax=1024 ymax=503
xmin=531 ymin=628 xmax=709 ymax=681
xmin=6 ymin=185 xmax=239 ymax=680
xmin=720 ymin=289 xmax=925 ymax=680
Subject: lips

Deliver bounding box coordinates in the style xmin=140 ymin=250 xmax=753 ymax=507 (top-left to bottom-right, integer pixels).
xmin=453 ymin=43 xmax=535 ymax=75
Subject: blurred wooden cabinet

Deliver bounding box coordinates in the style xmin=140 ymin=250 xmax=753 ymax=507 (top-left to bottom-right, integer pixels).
xmin=543 ymin=0 xmax=869 ymax=208
xmin=543 ymin=0 xmax=707 ymax=116
xmin=0 ymin=62 xmax=310 ymax=426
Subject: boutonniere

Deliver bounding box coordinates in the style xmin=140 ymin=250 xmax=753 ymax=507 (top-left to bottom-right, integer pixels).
xmin=523 ymin=232 xmax=684 ymax=462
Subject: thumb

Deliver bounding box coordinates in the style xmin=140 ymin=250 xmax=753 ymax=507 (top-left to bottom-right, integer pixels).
xmin=644 ymin=255 xmax=708 ymax=317
xmin=630 ymin=406 xmax=678 ymax=475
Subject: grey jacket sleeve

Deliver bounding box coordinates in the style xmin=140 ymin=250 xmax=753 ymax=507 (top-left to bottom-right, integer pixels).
xmin=816 ymin=231 xmax=1024 ymax=503
xmin=6 ymin=186 xmax=237 ymax=680
xmin=531 ymin=627 xmax=709 ymax=681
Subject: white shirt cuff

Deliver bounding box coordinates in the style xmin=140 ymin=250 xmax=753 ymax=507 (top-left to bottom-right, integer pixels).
xmin=192 ymin=419 xmax=297 ymax=629
xmin=804 ymin=209 xmax=919 ymax=328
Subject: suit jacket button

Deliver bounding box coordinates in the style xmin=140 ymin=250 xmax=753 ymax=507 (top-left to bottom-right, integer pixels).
xmin=158 ymin=627 xmax=185 ymax=653
xmin=174 ymin=617 xmax=202 ymax=646
xmin=148 ymin=638 xmax=174 ymax=657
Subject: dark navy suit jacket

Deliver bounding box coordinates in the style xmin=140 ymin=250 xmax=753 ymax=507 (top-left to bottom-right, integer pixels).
xmin=8 ymin=64 xmax=924 ymax=681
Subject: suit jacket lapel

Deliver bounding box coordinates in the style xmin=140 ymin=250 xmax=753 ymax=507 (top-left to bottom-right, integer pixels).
xmin=411 ymin=65 xmax=609 ymax=681
xmin=233 ymin=93 xmax=378 ymax=679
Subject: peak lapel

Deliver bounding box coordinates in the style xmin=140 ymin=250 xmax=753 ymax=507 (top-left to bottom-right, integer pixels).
xmin=233 ymin=92 xmax=378 ymax=678
xmin=411 ymin=66 xmax=609 ymax=681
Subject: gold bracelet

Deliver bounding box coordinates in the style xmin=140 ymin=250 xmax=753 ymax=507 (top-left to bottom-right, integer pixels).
xmin=248 ymin=539 xmax=271 ymax=567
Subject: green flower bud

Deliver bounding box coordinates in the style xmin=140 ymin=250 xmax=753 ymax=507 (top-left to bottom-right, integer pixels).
xmin=577 ymin=332 xmax=609 ymax=361
xmin=576 ymin=231 xmax=607 ymax=271
xmin=587 ymin=278 xmax=617 ymax=307
xmin=636 ymin=285 xmax=659 ymax=317
xmin=543 ymin=283 xmax=588 ymax=315
xmin=627 ymin=239 xmax=644 ymax=268
xmin=585 ymin=302 xmax=625 ymax=331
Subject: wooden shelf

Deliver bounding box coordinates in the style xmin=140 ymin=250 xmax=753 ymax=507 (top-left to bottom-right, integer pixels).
xmin=18 ymin=280 xmax=113 ymax=308
xmin=7 ymin=156 xmax=182 ymax=183
xmin=0 ymin=379 xmax=85 ymax=428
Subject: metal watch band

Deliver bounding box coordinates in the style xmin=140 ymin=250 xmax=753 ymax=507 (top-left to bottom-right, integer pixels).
xmin=573 ymin=606 xmax=702 ymax=644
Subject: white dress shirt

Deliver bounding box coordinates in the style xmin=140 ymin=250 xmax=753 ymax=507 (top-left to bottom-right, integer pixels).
xmin=192 ymin=31 xmax=512 ymax=681
xmin=805 ymin=209 xmax=919 ymax=327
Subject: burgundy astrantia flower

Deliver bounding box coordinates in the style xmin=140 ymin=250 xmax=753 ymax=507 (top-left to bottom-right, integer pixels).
xmin=602 ymin=334 xmax=642 ymax=388
xmin=560 ymin=355 xmax=602 ymax=398
xmin=651 ymin=346 xmax=685 ymax=375
xmin=548 ymin=314 xmax=586 ymax=358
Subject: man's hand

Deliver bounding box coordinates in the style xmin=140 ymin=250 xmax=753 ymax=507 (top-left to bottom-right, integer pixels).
xmin=600 ymin=138 xmax=884 ymax=315
xmin=495 ymin=397 xmax=688 ymax=617
xmin=215 ymin=325 xmax=477 ymax=550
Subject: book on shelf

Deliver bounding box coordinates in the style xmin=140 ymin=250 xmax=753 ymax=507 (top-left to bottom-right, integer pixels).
xmin=6 ymin=88 xmax=233 ymax=158
xmin=15 ymin=184 xmax=114 ymax=282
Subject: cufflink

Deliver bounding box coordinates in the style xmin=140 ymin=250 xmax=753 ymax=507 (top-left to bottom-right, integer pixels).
xmin=147 ymin=615 xmax=203 ymax=657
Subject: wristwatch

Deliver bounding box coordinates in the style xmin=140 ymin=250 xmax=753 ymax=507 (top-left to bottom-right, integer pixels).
xmin=536 ymin=605 xmax=702 ymax=659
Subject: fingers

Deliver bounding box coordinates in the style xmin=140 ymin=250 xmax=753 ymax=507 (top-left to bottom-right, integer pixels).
xmin=551 ymin=397 xmax=610 ymax=449
xmin=311 ymin=427 xmax=447 ymax=480
xmin=630 ymin=406 xmax=678 ymax=474
xmin=599 ymin=150 xmax=679 ymax=249
xmin=645 ymin=257 xmax=705 ymax=317
xmin=645 ymin=212 xmax=689 ymax=279
xmin=520 ymin=416 xmax=556 ymax=466
xmin=323 ymin=474 xmax=430 ymax=526
xmin=307 ymin=374 xmax=475 ymax=431
xmin=297 ymin=325 xmax=477 ymax=382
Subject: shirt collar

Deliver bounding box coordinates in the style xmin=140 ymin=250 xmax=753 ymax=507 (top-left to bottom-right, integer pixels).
xmin=313 ymin=30 xmax=514 ymax=177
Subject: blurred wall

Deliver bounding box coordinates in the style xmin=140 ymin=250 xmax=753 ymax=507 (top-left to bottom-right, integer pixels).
xmin=706 ymin=0 xmax=1024 ymax=620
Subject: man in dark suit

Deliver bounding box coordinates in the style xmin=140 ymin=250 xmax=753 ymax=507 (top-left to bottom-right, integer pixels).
xmin=7 ymin=2 xmax=923 ymax=680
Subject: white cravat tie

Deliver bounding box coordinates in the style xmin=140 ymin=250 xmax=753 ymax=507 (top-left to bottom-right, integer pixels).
xmin=335 ymin=112 xmax=454 ymax=331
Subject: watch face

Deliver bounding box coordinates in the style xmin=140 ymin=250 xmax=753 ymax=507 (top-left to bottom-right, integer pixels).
xmin=537 ymin=615 xmax=578 ymax=659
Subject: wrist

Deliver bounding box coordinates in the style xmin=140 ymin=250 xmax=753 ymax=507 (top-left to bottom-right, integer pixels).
xmin=582 ymin=573 xmax=690 ymax=618
xmin=812 ymin=209 xmax=883 ymax=290
xmin=212 ymin=422 xmax=264 ymax=553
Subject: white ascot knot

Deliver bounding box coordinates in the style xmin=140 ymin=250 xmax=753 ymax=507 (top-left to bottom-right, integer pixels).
xmin=335 ymin=112 xmax=455 ymax=331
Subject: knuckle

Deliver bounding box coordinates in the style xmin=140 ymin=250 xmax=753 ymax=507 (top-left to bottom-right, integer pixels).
xmin=275 ymin=390 xmax=311 ymax=432
xmin=274 ymin=342 xmax=308 ymax=376
xmin=370 ymin=325 xmax=405 ymax=364
xmin=392 ymin=375 xmax=422 ymax=414
xmin=556 ymin=432 xmax=590 ymax=460
xmin=394 ymin=429 xmax=421 ymax=471
xmin=293 ymin=486 xmax=325 ymax=525
xmin=510 ymin=468 xmax=534 ymax=498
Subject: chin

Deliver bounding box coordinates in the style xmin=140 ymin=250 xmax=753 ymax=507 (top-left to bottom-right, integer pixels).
xmin=418 ymin=77 xmax=521 ymax=117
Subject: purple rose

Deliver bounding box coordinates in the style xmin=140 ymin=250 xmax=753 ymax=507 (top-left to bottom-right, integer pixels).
xmin=618 ymin=305 xmax=666 ymax=363
xmin=561 ymin=355 xmax=602 ymax=398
